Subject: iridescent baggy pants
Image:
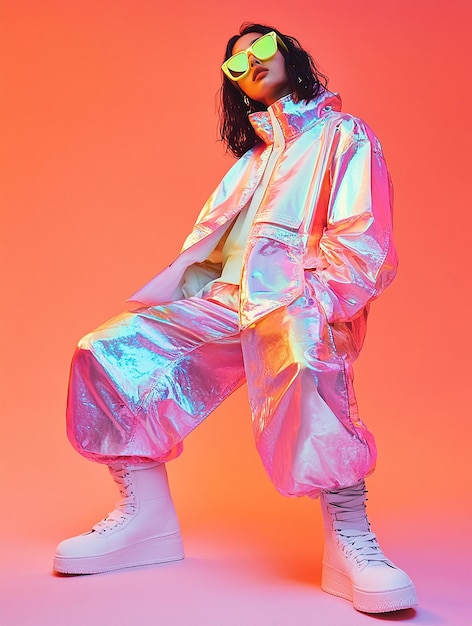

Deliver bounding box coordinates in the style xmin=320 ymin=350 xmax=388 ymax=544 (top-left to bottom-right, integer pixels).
xmin=67 ymin=283 xmax=376 ymax=498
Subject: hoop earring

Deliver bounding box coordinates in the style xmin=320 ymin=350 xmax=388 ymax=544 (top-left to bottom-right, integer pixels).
xmin=243 ymin=95 xmax=251 ymax=108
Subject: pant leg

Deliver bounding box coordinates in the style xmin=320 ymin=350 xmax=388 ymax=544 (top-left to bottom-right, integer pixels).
xmin=67 ymin=289 xmax=245 ymax=465
xmin=241 ymin=292 xmax=377 ymax=499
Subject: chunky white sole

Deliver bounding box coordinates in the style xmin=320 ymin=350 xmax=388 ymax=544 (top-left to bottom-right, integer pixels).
xmin=53 ymin=530 xmax=184 ymax=575
xmin=321 ymin=561 xmax=418 ymax=613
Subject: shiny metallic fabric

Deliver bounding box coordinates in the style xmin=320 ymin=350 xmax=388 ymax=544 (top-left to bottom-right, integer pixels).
xmin=130 ymin=91 xmax=397 ymax=331
xmin=68 ymin=284 xmax=244 ymax=467
xmin=241 ymin=289 xmax=376 ymax=497
xmin=68 ymin=91 xmax=397 ymax=497
xmin=68 ymin=283 xmax=374 ymax=497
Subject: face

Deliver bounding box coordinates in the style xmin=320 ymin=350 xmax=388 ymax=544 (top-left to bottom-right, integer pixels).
xmin=231 ymin=32 xmax=291 ymax=107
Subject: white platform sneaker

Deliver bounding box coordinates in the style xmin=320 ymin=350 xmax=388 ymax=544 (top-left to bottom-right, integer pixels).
xmin=320 ymin=480 xmax=417 ymax=613
xmin=54 ymin=462 xmax=184 ymax=575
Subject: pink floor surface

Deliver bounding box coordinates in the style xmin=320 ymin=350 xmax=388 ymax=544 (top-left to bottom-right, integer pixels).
xmin=1 ymin=519 xmax=470 ymax=626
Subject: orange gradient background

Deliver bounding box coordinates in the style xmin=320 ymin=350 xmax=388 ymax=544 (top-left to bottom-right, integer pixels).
xmin=1 ymin=0 xmax=471 ymax=587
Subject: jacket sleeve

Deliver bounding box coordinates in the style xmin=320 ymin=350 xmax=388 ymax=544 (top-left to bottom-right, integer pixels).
xmin=304 ymin=117 xmax=398 ymax=323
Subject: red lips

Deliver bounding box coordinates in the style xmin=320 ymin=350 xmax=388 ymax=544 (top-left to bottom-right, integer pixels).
xmin=253 ymin=66 xmax=268 ymax=81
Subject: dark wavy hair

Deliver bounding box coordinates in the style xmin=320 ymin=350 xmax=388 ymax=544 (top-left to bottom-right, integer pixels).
xmin=219 ymin=23 xmax=329 ymax=158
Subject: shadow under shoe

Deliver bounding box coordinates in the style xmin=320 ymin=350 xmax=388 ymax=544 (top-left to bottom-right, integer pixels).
xmin=53 ymin=462 xmax=184 ymax=575
xmin=320 ymin=481 xmax=417 ymax=613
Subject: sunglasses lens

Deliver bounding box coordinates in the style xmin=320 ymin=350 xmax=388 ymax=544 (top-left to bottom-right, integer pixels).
xmin=226 ymin=52 xmax=249 ymax=78
xmin=251 ymin=34 xmax=277 ymax=60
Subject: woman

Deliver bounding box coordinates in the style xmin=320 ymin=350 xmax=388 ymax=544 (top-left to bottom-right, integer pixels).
xmin=54 ymin=23 xmax=417 ymax=614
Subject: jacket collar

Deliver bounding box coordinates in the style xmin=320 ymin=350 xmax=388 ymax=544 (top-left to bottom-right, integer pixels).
xmin=248 ymin=90 xmax=342 ymax=145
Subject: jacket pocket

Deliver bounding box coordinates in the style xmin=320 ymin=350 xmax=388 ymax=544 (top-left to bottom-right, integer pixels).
xmin=239 ymin=223 xmax=306 ymax=328
xmin=254 ymin=206 xmax=304 ymax=230
xmin=249 ymin=221 xmax=307 ymax=247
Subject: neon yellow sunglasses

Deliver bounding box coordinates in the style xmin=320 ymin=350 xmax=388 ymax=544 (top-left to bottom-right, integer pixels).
xmin=221 ymin=31 xmax=288 ymax=81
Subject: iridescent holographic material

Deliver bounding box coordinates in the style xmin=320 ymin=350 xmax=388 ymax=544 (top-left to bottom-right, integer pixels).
xmin=67 ymin=91 xmax=397 ymax=498
xmin=68 ymin=284 xmax=244 ymax=467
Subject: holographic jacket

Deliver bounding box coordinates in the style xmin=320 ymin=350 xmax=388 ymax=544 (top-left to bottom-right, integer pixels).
xmin=126 ymin=91 xmax=398 ymax=493
xmin=130 ymin=90 xmax=397 ymax=343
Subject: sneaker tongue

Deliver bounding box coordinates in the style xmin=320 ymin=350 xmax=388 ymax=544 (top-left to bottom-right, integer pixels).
xmin=116 ymin=496 xmax=136 ymax=516
xmin=333 ymin=516 xmax=370 ymax=533
xmin=338 ymin=529 xmax=390 ymax=567
xmin=92 ymin=507 xmax=133 ymax=534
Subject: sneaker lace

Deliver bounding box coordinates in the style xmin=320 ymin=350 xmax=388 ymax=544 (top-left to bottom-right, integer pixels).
xmin=92 ymin=466 xmax=136 ymax=535
xmin=325 ymin=483 xmax=390 ymax=568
